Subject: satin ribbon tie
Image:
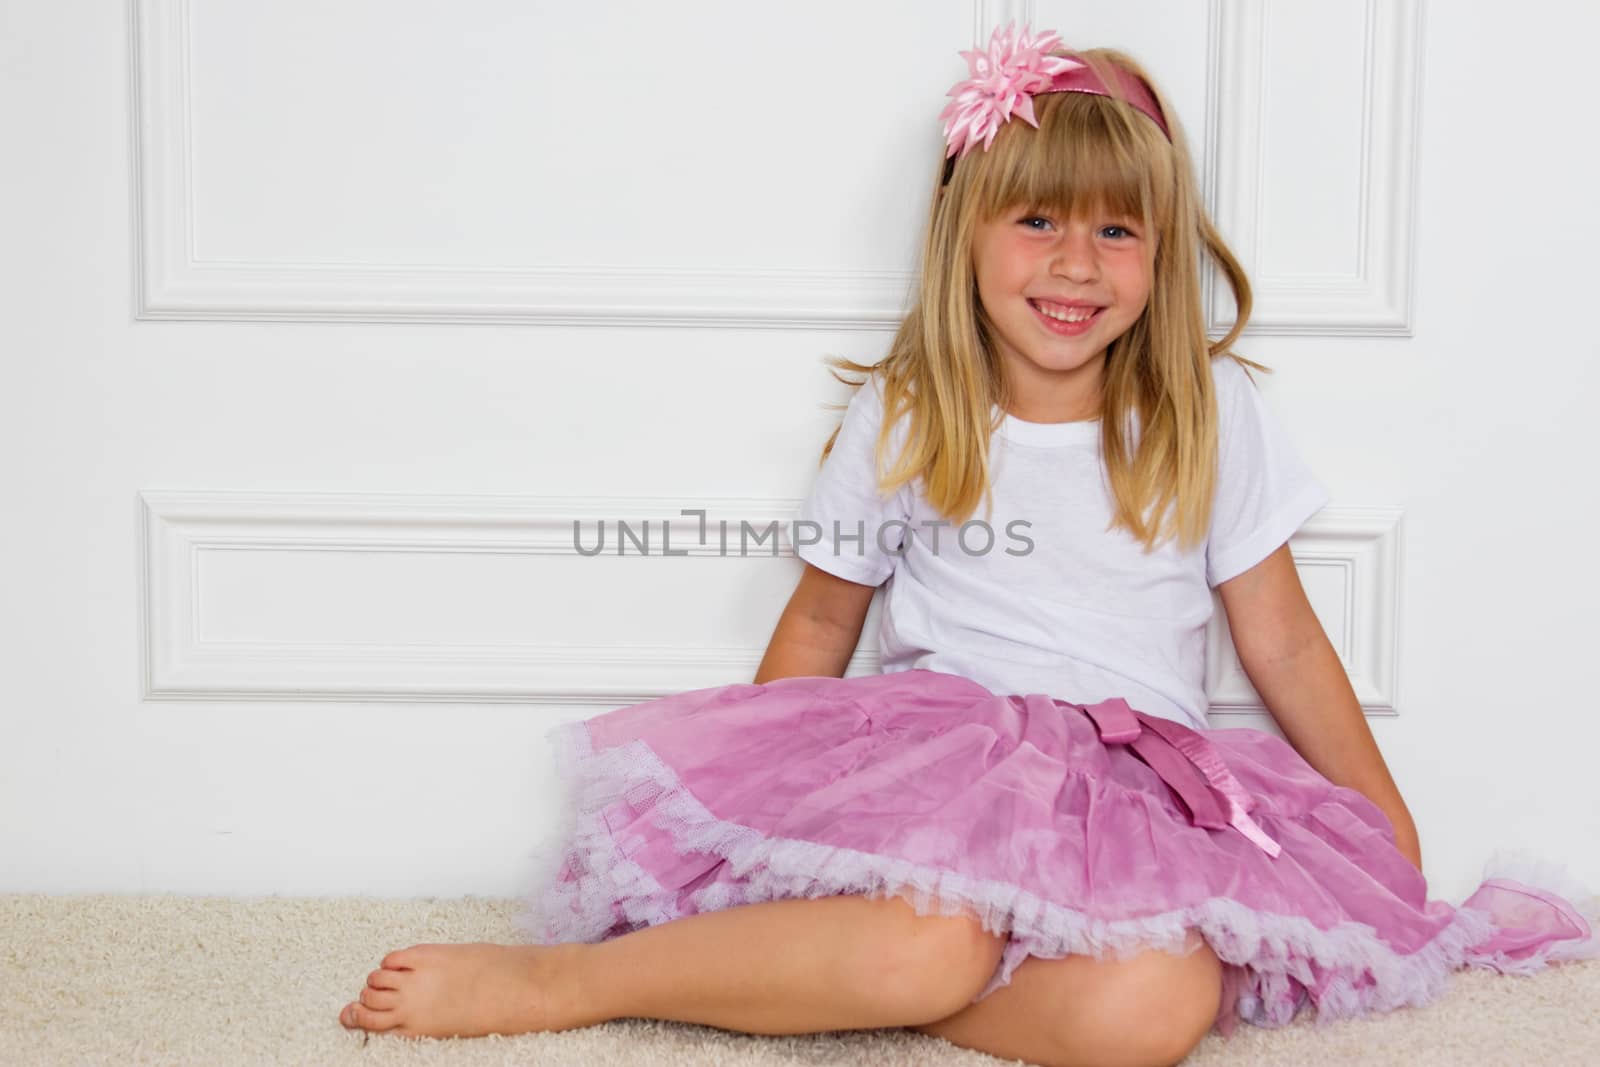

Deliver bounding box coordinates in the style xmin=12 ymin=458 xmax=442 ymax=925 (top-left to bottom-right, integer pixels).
xmin=1081 ymin=697 xmax=1282 ymax=859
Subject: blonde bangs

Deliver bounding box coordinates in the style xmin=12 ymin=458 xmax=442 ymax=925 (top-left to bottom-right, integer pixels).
xmin=967 ymin=88 xmax=1173 ymax=237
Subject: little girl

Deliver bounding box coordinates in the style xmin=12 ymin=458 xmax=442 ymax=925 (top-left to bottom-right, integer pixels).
xmin=340 ymin=27 xmax=1598 ymax=1064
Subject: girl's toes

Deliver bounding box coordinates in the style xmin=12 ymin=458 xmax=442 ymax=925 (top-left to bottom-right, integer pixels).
xmin=342 ymin=1001 xmax=399 ymax=1032
xmin=367 ymin=967 xmax=404 ymax=990
xmin=360 ymin=986 xmax=400 ymax=1011
xmin=381 ymin=946 xmax=421 ymax=969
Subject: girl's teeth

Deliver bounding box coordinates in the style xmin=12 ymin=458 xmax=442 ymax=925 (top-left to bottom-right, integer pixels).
xmin=1034 ymin=302 xmax=1098 ymax=322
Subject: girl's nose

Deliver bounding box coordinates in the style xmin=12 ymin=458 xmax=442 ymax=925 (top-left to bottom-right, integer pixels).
xmin=1049 ymin=232 xmax=1099 ymax=282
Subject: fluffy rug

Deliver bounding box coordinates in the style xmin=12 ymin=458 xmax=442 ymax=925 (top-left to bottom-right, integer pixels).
xmin=3 ymin=894 xmax=1595 ymax=1066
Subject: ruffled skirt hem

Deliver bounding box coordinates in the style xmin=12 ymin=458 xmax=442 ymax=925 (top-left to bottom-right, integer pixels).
xmin=514 ymin=712 xmax=1598 ymax=1036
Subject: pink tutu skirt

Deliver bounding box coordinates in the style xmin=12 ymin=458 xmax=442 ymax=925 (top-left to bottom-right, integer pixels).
xmin=513 ymin=669 xmax=1599 ymax=1036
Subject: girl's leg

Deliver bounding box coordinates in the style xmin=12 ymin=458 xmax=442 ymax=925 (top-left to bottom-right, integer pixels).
xmin=340 ymin=891 xmax=1007 ymax=1039
xmin=566 ymin=890 xmax=1004 ymax=1032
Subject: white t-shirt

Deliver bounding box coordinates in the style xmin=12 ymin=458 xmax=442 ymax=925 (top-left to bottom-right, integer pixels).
xmin=794 ymin=357 xmax=1331 ymax=730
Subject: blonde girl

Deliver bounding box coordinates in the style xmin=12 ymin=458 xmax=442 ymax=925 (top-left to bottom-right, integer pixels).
xmin=341 ymin=27 xmax=1597 ymax=1067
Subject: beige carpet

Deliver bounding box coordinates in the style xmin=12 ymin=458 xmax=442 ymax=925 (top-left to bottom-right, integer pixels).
xmin=3 ymin=894 xmax=1596 ymax=1067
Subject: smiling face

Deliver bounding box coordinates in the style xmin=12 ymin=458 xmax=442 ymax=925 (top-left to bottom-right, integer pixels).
xmin=971 ymin=202 xmax=1153 ymax=423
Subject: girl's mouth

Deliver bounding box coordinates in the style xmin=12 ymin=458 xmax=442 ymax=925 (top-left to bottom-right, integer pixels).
xmin=1029 ymin=299 xmax=1104 ymax=336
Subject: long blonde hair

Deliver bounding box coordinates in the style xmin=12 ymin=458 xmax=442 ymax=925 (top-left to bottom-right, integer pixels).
xmin=819 ymin=47 xmax=1265 ymax=554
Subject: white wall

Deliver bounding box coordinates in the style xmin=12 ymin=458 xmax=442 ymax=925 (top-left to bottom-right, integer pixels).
xmin=1 ymin=0 xmax=1594 ymax=905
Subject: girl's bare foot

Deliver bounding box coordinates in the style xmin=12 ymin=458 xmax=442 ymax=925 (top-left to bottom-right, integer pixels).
xmin=338 ymin=942 xmax=585 ymax=1039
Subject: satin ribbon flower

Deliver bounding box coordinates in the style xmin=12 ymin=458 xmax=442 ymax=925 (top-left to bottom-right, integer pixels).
xmin=938 ymin=24 xmax=1085 ymax=160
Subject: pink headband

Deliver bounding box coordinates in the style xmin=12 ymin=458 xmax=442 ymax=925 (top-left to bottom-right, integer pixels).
xmin=939 ymin=24 xmax=1172 ymax=163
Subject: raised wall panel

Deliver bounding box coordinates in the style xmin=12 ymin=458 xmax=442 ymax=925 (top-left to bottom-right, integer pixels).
xmin=132 ymin=0 xmax=987 ymax=329
xmin=144 ymin=489 xmax=1395 ymax=717
xmin=140 ymin=489 xmax=885 ymax=705
xmin=1204 ymin=0 xmax=1424 ymax=335
xmin=134 ymin=1 xmax=1420 ymax=334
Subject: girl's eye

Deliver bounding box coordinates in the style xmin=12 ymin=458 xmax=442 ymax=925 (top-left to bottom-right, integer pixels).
xmin=1101 ymin=225 xmax=1136 ymax=239
xmin=1020 ymin=216 xmax=1052 ymax=231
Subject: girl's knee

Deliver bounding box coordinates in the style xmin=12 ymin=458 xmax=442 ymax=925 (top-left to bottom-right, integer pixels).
xmin=861 ymin=895 xmax=1007 ymax=1018
xmin=1072 ymin=943 xmax=1221 ymax=1066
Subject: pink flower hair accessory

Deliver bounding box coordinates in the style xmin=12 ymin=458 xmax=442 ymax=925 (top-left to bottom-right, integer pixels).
xmin=938 ymin=23 xmax=1172 ymax=162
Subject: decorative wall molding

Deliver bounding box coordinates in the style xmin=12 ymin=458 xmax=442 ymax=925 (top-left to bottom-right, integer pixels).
xmin=143 ymin=489 xmax=1398 ymax=716
xmin=140 ymin=489 xmax=885 ymax=706
xmin=976 ymin=0 xmax=1032 ymax=40
xmin=1206 ymin=506 xmax=1403 ymax=716
xmin=129 ymin=0 xmax=964 ymax=330
xmin=133 ymin=0 xmax=1422 ymax=333
xmin=1204 ymin=0 xmax=1424 ymax=335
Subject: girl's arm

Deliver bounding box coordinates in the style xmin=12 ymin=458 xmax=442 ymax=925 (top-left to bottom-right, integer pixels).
xmin=754 ymin=563 xmax=877 ymax=683
xmin=1217 ymin=543 xmax=1424 ymax=872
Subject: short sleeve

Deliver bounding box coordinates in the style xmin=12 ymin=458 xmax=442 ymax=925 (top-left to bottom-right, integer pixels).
xmin=1205 ymin=359 xmax=1332 ymax=588
xmin=794 ymin=376 xmax=912 ymax=587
